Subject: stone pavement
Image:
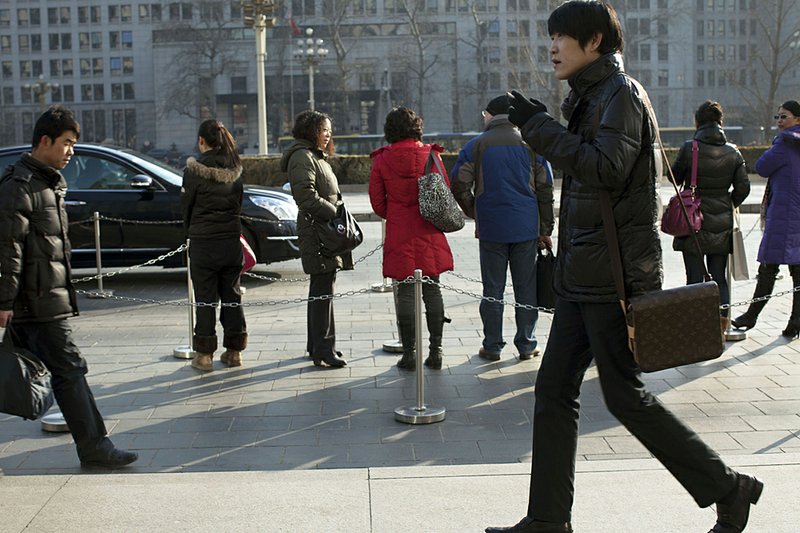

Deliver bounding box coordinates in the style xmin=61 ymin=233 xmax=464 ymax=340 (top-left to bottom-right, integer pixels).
xmin=1 ymin=187 xmax=799 ymax=532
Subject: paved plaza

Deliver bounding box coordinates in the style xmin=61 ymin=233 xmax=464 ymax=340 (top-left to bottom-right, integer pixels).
xmin=0 ymin=183 xmax=799 ymax=532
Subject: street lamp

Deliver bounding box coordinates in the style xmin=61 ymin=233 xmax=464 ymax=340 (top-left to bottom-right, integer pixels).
xmin=241 ymin=0 xmax=276 ymax=155
xmin=294 ymin=28 xmax=328 ymax=111
xmin=23 ymin=75 xmax=59 ymax=114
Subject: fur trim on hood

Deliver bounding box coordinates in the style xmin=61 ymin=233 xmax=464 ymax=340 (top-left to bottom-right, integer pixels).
xmin=185 ymin=157 xmax=242 ymax=184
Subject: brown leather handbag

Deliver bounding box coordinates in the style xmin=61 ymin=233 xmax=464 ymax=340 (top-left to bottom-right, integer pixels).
xmin=598 ymin=142 xmax=724 ymax=373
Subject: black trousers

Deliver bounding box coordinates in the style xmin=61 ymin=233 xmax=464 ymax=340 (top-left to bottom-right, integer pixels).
xmin=307 ymin=271 xmax=337 ymax=358
xmin=190 ymin=238 xmax=247 ymax=353
xmin=528 ymin=299 xmax=737 ymax=522
xmin=9 ymin=320 xmax=112 ymax=461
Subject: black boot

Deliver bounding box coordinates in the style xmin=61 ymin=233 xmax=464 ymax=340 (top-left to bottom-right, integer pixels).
xmin=782 ymin=276 xmax=800 ymax=339
xmin=396 ymin=284 xmax=416 ymax=371
xmin=732 ymin=264 xmax=777 ymax=330
xmin=423 ymin=279 xmax=448 ymax=370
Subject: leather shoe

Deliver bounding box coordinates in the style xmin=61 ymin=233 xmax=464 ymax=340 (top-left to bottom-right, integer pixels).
xmin=519 ymin=348 xmax=541 ymax=361
xmin=312 ymin=351 xmax=347 ymax=368
xmin=486 ymin=516 xmax=572 ymax=533
xmin=81 ymin=448 xmax=138 ymax=468
xmin=708 ymin=473 xmax=764 ymax=532
xmin=478 ymin=346 xmax=501 ymax=362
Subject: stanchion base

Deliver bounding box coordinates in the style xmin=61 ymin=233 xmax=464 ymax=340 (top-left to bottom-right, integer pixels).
xmin=382 ymin=340 xmax=404 ymax=353
xmin=725 ymin=329 xmax=747 ymax=342
xmin=394 ymin=405 xmax=446 ymax=425
xmin=41 ymin=412 xmax=70 ymax=433
xmin=86 ymin=290 xmax=114 ymax=299
xmin=371 ymin=283 xmax=392 ymax=293
xmin=173 ymin=346 xmax=195 ymax=359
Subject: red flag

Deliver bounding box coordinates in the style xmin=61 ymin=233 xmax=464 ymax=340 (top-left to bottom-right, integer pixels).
xmin=290 ymin=17 xmax=302 ymax=36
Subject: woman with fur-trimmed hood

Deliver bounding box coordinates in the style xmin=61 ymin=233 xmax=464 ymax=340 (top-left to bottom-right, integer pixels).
xmin=181 ymin=119 xmax=247 ymax=371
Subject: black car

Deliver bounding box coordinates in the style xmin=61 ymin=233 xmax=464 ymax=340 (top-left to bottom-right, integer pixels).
xmin=0 ymin=144 xmax=299 ymax=268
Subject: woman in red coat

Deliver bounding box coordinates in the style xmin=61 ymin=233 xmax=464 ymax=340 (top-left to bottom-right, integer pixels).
xmin=369 ymin=107 xmax=454 ymax=370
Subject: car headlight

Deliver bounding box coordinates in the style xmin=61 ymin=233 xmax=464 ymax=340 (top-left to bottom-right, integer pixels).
xmin=249 ymin=195 xmax=298 ymax=221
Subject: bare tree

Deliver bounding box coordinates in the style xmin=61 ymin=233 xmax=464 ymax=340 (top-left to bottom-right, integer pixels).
xmin=724 ymin=0 xmax=800 ymax=128
xmin=398 ymin=0 xmax=439 ymax=117
xmin=321 ymin=0 xmax=360 ymax=134
xmin=159 ymin=21 xmax=239 ymax=120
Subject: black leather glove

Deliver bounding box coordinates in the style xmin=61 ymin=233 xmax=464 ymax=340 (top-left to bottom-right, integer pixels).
xmin=508 ymin=90 xmax=547 ymax=128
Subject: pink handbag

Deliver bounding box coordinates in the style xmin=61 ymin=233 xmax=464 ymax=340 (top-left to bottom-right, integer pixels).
xmin=240 ymin=234 xmax=256 ymax=274
xmin=661 ymin=140 xmax=702 ymax=237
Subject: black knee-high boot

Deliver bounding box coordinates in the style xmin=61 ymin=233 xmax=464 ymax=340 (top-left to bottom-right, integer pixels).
xmin=783 ymin=274 xmax=800 ymax=339
xmin=732 ymin=264 xmax=777 ymax=330
xmin=395 ymin=284 xmax=416 ymax=370
xmin=423 ymin=283 xmax=447 ymax=370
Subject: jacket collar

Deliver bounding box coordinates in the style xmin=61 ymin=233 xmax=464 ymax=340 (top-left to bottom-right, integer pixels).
xmin=568 ymin=53 xmax=624 ymax=98
xmin=694 ymin=122 xmax=727 ymax=146
xmin=185 ymin=157 xmax=242 ymax=184
xmin=484 ymin=115 xmax=513 ymax=131
xmin=20 ymin=153 xmax=64 ymax=188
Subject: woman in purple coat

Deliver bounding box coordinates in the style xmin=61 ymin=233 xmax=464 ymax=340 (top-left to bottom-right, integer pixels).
xmin=732 ymin=100 xmax=800 ymax=338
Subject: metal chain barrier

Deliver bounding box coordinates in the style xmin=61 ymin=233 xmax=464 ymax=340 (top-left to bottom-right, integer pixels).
xmin=242 ymin=242 xmax=383 ymax=283
xmin=97 ymin=214 xmax=182 ymax=225
xmin=71 ymin=244 xmax=188 ymax=283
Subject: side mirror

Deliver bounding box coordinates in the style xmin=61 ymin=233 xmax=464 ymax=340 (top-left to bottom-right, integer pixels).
xmin=130 ymin=174 xmax=153 ymax=189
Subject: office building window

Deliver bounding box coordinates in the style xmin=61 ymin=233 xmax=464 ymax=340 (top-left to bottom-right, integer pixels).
xmin=1 ymin=35 xmax=11 ymax=53
xmin=50 ymin=59 xmax=60 ymax=77
xmin=0 ymin=9 xmax=10 ymax=28
xmin=63 ymin=85 xmax=74 ymax=102
xmin=19 ymin=60 xmax=32 ymax=78
xmin=231 ymin=76 xmax=247 ymax=93
xmin=123 ymin=57 xmax=134 ymax=75
xmin=111 ymin=57 xmax=122 ymax=76
xmin=658 ymin=69 xmax=668 ymax=87
xmin=122 ymin=31 xmax=133 ymax=49
xmin=17 ymin=8 xmax=29 ymax=27
xmin=62 ymin=59 xmax=73 ymax=76
xmin=697 ymin=45 xmax=704 ymax=62
xmin=78 ymin=6 xmax=89 ymax=23
xmin=49 ymin=33 xmax=60 ymax=51
xmin=31 ymin=34 xmax=41 ymax=52
xmin=51 ymin=86 xmax=62 ymax=102
xmin=79 ymin=32 xmax=90 ymax=50
xmin=110 ymin=32 xmax=120 ymax=49
xmin=658 ymin=42 xmax=668 ymax=61
xmin=2 ymin=87 xmax=13 ymax=105
xmin=94 ymin=84 xmax=105 ymax=101
xmin=92 ymin=32 xmax=102 ymax=50
xmin=18 ymin=34 xmax=30 ymax=53
xmin=93 ymin=58 xmax=104 ymax=76
xmin=2 ymin=61 xmax=13 ymax=78
xmin=62 ymin=33 xmax=72 ymax=50
xmin=124 ymin=83 xmax=135 ymax=100
xmin=80 ymin=58 xmax=91 ymax=76
xmin=108 ymin=5 xmax=119 ymax=23
xmin=121 ymin=5 xmax=133 ymax=22
xmin=81 ymin=84 xmax=93 ymax=102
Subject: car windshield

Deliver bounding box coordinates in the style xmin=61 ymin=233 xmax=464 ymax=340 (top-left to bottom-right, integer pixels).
xmin=119 ymin=148 xmax=184 ymax=186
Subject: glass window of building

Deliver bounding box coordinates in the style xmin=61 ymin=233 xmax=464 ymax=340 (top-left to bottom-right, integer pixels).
xmin=51 ymin=86 xmax=62 ymax=102
xmin=21 ymin=87 xmax=32 ymax=104
xmin=78 ymin=6 xmax=88 ymax=23
xmin=111 ymin=57 xmax=122 ymax=75
xmin=658 ymin=42 xmax=668 ymax=61
xmin=50 ymin=59 xmax=60 ymax=77
xmin=63 ymin=85 xmax=74 ymax=102
xmin=19 ymin=60 xmax=32 ymax=78
xmin=30 ymin=8 xmax=40 ymax=26
xmin=124 ymin=83 xmax=135 ymax=100
xmin=123 ymin=57 xmax=134 ymax=74
xmin=93 ymin=58 xmax=104 ymax=76
xmin=2 ymin=61 xmax=13 ymax=78
xmin=122 ymin=31 xmax=133 ymax=49
xmin=18 ymin=35 xmax=30 ymax=53
xmin=0 ymin=9 xmax=10 ymax=28
xmin=91 ymin=6 xmax=101 ymax=23
xmin=112 ymin=83 xmax=122 ymax=100
xmin=94 ymin=84 xmax=105 ymax=101
xmin=658 ymin=69 xmax=668 ymax=87
xmin=1 ymin=35 xmax=11 ymax=54
xmin=92 ymin=32 xmax=102 ymax=50
xmin=31 ymin=34 xmax=41 ymax=52
xmin=62 ymin=33 xmax=72 ymax=50
xmin=60 ymin=7 xmax=70 ymax=24
xmin=110 ymin=32 xmax=120 ymax=49
xmin=121 ymin=5 xmax=133 ymax=22
xmin=17 ymin=8 xmax=29 ymax=27
xmin=32 ymin=60 xmax=42 ymax=77
xmin=182 ymin=3 xmax=193 ymax=19
xmin=79 ymin=32 xmax=90 ymax=50
xmin=2 ymin=87 xmax=13 ymax=105
xmin=80 ymin=58 xmax=91 ymax=76
xmin=62 ymin=59 xmax=73 ymax=76
xmin=81 ymin=84 xmax=93 ymax=102
xmin=152 ymin=4 xmax=162 ymax=21
xmin=109 ymin=5 xmax=119 ymax=23
xmin=49 ymin=33 xmax=60 ymax=51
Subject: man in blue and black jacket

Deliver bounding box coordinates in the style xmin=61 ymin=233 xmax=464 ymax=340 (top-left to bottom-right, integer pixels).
xmin=451 ymin=94 xmax=554 ymax=362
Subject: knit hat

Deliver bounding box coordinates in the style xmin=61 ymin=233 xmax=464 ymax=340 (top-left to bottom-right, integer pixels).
xmin=781 ymin=100 xmax=800 ymax=117
xmin=485 ymin=94 xmax=511 ymax=116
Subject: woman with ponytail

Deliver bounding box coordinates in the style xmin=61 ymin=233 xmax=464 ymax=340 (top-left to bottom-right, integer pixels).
xmin=181 ymin=119 xmax=247 ymax=371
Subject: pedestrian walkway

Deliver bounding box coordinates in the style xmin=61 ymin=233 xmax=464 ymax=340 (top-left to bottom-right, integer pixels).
xmin=1 ymin=201 xmax=798 ymax=531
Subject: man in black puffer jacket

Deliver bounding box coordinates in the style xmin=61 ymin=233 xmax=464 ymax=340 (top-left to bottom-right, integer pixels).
xmin=485 ymin=3 xmax=761 ymax=533
xmin=0 ymin=106 xmax=137 ymax=468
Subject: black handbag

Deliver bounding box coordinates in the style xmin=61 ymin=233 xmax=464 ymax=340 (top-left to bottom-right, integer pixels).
xmin=536 ymin=247 xmax=557 ymax=311
xmin=418 ymin=149 xmax=465 ymax=233
xmin=0 ymin=329 xmax=55 ymax=420
xmin=314 ymin=203 xmax=364 ymax=257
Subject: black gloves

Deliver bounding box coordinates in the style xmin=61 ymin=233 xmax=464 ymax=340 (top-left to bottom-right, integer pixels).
xmin=507 ymin=90 xmax=547 ymax=128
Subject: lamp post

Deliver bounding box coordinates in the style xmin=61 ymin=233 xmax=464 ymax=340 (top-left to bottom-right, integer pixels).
xmin=294 ymin=28 xmax=328 ymax=111
xmin=241 ymin=0 xmax=276 ymax=155
xmin=23 ymin=75 xmax=59 ymax=114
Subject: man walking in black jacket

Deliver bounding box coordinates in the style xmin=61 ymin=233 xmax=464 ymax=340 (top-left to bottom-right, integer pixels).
xmin=0 ymin=106 xmax=137 ymax=468
xmin=485 ymin=2 xmax=760 ymax=533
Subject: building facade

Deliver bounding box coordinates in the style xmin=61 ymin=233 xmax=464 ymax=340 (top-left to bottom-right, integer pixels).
xmin=1 ymin=0 xmax=798 ymax=154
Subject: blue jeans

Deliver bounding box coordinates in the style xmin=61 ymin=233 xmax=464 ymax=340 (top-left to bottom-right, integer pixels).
xmin=682 ymin=252 xmax=729 ymax=317
xmin=479 ymin=239 xmax=539 ymax=354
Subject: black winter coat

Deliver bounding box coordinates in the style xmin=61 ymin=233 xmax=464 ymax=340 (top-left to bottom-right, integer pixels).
xmin=671 ymin=122 xmax=750 ymax=255
xmin=519 ymin=53 xmax=663 ymax=302
xmin=0 ymin=154 xmax=79 ymax=322
xmin=181 ymin=152 xmax=243 ymax=241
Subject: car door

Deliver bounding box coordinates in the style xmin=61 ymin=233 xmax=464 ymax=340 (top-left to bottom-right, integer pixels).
xmin=64 ymin=151 xmax=184 ymax=267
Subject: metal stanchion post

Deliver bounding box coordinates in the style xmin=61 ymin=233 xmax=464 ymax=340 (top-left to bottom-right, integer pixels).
xmin=395 ymin=269 xmax=446 ymax=424
xmin=371 ymin=219 xmax=393 ymax=293
xmin=174 ymin=239 xmax=195 ymax=359
xmin=725 ymin=255 xmax=746 ymax=342
xmin=86 ymin=211 xmax=113 ymax=298
xmin=41 ymin=411 xmax=70 ymax=433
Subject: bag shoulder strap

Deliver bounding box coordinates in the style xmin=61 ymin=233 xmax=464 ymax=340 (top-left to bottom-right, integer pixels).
xmin=690 ymin=140 xmax=699 ymax=188
xmin=424 ymin=147 xmax=446 ymax=177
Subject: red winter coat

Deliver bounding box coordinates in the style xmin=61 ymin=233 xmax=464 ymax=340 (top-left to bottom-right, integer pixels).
xmin=369 ymin=139 xmax=454 ymax=279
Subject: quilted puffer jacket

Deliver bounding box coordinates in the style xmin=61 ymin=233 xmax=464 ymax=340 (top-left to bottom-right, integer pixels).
xmin=518 ymin=53 xmax=663 ymax=302
xmin=670 ymin=122 xmax=750 ymax=255
xmin=0 ymin=154 xmax=79 ymax=322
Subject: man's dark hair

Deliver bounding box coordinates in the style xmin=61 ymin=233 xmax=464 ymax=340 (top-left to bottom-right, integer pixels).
xmin=291 ymin=109 xmax=334 ymax=156
xmin=548 ymin=0 xmax=624 ymax=55
xmin=695 ymin=100 xmax=724 ymax=126
xmin=31 ymin=105 xmax=80 ymax=148
xmin=383 ymin=107 xmax=424 ymax=144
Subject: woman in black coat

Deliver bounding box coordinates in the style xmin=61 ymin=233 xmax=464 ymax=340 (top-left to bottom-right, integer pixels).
xmin=670 ymin=100 xmax=750 ymax=323
xmin=181 ymin=119 xmax=246 ymax=371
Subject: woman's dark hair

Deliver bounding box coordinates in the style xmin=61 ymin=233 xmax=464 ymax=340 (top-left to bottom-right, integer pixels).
xmin=383 ymin=107 xmax=424 ymax=144
xmin=780 ymin=100 xmax=800 ymax=117
xmin=548 ymin=0 xmax=624 ymax=55
xmin=695 ymin=100 xmax=724 ymax=126
xmin=197 ymin=119 xmax=241 ymax=168
xmin=291 ymin=110 xmax=334 ymax=156
xmin=31 ymin=105 xmax=80 ymax=147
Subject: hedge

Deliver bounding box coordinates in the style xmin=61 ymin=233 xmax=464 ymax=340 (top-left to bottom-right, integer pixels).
xmin=241 ymin=146 xmax=769 ymax=188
